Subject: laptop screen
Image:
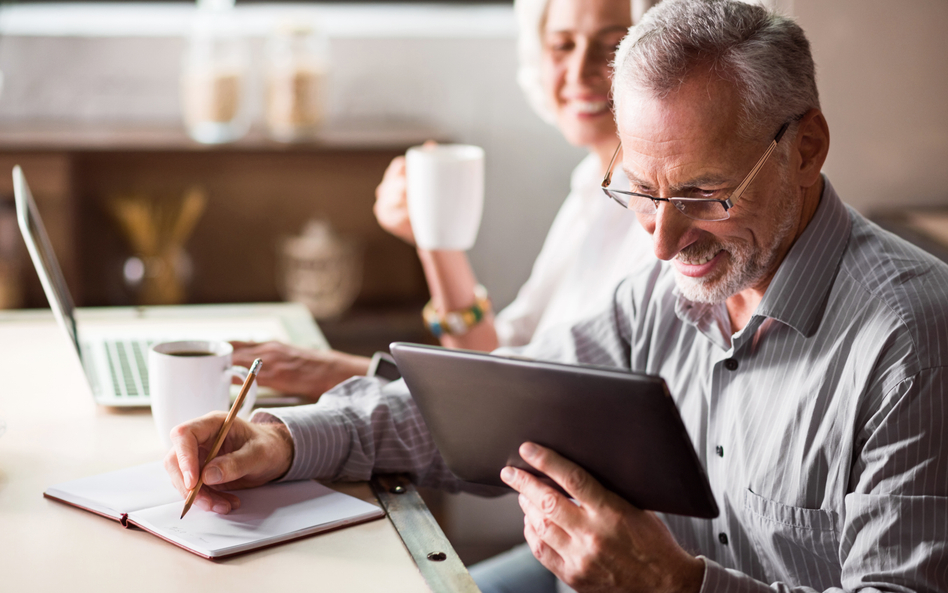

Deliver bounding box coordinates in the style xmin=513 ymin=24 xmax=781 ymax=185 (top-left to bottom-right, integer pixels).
xmin=13 ymin=165 xmax=82 ymax=359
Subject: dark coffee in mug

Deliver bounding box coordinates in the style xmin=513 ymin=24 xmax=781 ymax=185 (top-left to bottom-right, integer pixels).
xmin=169 ymin=351 xmax=214 ymax=357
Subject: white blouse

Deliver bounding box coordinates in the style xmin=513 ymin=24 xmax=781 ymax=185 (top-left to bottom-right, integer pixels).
xmin=494 ymin=153 xmax=655 ymax=348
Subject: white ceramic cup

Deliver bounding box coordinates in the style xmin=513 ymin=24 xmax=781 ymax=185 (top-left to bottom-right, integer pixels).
xmin=405 ymin=143 xmax=485 ymax=251
xmin=148 ymin=340 xmax=257 ymax=449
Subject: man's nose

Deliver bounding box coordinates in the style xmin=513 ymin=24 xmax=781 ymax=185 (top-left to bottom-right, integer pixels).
xmin=643 ymin=202 xmax=696 ymax=261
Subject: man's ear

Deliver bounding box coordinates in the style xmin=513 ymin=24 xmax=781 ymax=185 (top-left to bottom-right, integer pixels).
xmin=792 ymin=108 xmax=830 ymax=188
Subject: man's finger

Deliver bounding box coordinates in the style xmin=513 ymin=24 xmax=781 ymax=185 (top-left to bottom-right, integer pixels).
xmin=519 ymin=493 xmax=574 ymax=553
xmin=524 ymin=520 xmax=566 ymax=577
xmin=170 ymin=429 xmax=200 ymax=490
xmin=202 ymin=489 xmax=242 ymax=514
xmin=163 ymin=448 xmax=188 ymax=497
xmin=206 ymin=424 xmax=286 ymax=487
xmin=221 ymin=491 xmax=241 ymax=510
xmin=204 ymin=446 xmax=255 ymax=486
xmin=193 ymin=485 xmax=238 ymax=514
xmin=519 ymin=442 xmax=606 ymax=507
xmin=169 ymin=412 xmax=227 ymax=489
xmin=501 ymin=465 xmax=583 ymax=532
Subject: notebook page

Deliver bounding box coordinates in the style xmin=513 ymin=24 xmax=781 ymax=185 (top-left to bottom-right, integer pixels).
xmin=128 ymin=480 xmax=385 ymax=558
xmin=44 ymin=461 xmax=180 ymax=519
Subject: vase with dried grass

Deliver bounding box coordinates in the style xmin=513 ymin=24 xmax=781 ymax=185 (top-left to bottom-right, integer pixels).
xmin=107 ymin=187 xmax=207 ymax=305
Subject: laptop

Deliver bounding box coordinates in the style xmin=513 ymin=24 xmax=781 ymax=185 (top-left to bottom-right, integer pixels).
xmin=13 ymin=165 xmax=285 ymax=407
xmin=390 ymin=342 xmax=719 ymax=518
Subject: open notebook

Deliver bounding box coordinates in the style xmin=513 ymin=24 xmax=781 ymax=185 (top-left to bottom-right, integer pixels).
xmin=44 ymin=462 xmax=385 ymax=559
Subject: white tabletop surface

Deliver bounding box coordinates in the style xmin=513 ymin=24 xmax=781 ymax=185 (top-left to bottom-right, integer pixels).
xmin=0 ymin=308 xmax=429 ymax=592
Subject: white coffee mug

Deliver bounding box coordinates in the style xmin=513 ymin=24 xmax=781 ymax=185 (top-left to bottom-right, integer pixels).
xmin=405 ymin=143 xmax=485 ymax=251
xmin=149 ymin=340 xmax=257 ymax=449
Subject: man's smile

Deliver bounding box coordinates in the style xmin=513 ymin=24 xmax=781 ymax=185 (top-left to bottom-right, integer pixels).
xmin=672 ymin=247 xmax=727 ymax=278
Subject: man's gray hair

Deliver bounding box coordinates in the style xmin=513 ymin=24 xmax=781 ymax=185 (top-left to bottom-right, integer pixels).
xmin=613 ymin=0 xmax=819 ymax=140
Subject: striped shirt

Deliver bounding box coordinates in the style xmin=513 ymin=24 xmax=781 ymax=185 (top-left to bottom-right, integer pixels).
xmin=258 ymin=178 xmax=948 ymax=592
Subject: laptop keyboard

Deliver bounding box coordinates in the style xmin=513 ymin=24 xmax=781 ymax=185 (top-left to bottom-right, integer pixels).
xmin=104 ymin=340 xmax=154 ymax=399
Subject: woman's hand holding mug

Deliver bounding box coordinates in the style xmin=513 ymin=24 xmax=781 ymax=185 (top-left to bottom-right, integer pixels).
xmin=374 ymin=140 xmax=485 ymax=252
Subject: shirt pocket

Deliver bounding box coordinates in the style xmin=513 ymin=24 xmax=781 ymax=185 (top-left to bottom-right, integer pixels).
xmin=741 ymin=488 xmax=842 ymax=588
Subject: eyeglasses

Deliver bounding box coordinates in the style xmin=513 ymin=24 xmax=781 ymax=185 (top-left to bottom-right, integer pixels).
xmin=601 ymin=119 xmax=793 ymax=222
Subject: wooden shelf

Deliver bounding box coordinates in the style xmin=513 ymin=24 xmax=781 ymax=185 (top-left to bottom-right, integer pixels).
xmin=0 ymin=120 xmax=438 ymax=311
xmin=0 ymin=117 xmax=444 ymax=152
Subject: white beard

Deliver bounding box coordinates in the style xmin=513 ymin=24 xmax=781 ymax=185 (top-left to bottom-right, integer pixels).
xmin=673 ymin=176 xmax=798 ymax=305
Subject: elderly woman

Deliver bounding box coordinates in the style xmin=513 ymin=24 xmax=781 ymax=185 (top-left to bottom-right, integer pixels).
xmin=373 ymin=0 xmax=655 ymax=354
xmin=233 ymin=0 xmax=657 ymax=399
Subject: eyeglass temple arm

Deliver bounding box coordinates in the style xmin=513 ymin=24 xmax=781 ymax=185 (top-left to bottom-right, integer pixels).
xmin=602 ymin=142 xmax=622 ymax=187
xmin=725 ymin=121 xmax=791 ymax=209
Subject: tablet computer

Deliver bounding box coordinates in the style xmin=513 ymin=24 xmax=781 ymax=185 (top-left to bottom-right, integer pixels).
xmin=390 ymin=342 xmax=718 ymax=519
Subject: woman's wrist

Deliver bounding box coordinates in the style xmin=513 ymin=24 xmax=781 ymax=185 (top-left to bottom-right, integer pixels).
xmin=423 ymin=284 xmax=492 ymax=338
xmin=416 ymin=249 xmax=479 ymax=311
xmin=416 ymin=248 xmax=498 ymax=351
xmin=338 ymin=352 xmax=372 ymax=378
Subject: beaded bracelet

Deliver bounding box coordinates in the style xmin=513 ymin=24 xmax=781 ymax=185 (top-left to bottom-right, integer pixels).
xmin=422 ymin=284 xmax=491 ymax=338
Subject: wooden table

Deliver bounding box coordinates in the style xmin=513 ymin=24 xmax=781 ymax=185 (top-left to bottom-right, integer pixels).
xmin=0 ymin=304 xmax=477 ymax=592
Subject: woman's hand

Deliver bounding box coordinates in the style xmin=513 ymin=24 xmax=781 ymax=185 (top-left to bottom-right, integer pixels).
xmin=373 ymin=140 xmax=437 ymax=245
xmin=163 ymin=413 xmax=294 ymax=514
xmin=230 ymin=341 xmax=370 ymax=403
xmin=374 ymin=155 xmax=415 ymax=245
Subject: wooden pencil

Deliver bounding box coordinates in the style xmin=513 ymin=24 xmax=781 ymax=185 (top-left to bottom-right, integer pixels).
xmin=180 ymin=358 xmax=262 ymax=519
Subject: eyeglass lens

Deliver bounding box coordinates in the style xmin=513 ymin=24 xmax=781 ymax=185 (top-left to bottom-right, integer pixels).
xmin=603 ymin=189 xmax=729 ymax=222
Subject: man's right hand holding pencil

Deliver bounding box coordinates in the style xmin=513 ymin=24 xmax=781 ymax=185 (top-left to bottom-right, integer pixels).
xmin=163 ymin=413 xmax=295 ymax=515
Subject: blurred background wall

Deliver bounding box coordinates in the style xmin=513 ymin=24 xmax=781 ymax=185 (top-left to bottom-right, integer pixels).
xmin=0 ymin=4 xmax=583 ymax=314
xmin=795 ymin=0 xmax=948 ymax=212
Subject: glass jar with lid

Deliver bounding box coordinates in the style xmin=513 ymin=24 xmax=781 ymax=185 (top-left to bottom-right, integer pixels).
xmin=180 ymin=1 xmax=250 ymax=144
xmin=265 ymin=22 xmax=329 ymax=142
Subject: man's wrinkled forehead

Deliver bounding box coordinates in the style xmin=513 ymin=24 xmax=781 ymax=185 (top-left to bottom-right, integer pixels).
xmin=616 ymin=74 xmax=743 ymax=159
xmin=617 ymin=69 xmax=741 ymax=141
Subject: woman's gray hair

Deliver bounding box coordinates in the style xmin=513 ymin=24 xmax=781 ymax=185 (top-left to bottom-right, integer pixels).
xmin=613 ymin=0 xmax=820 ymax=141
xmin=515 ymin=0 xmax=658 ymax=124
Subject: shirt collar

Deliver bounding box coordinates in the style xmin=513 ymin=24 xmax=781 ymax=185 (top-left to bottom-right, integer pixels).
xmin=753 ymin=176 xmax=851 ymax=337
xmin=675 ymin=176 xmax=851 ymax=340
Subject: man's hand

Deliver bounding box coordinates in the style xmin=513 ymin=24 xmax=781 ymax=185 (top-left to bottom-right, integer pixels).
xmin=230 ymin=341 xmax=370 ymax=402
xmin=501 ymin=442 xmax=705 ymax=593
xmin=163 ymin=412 xmax=294 ymax=514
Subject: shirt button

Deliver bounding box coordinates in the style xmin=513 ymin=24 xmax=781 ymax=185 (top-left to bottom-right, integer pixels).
xmin=724 ymin=358 xmax=739 ymax=371
xmin=715 ymin=445 xmax=724 ymax=457
xmin=718 ymin=533 xmax=729 ymax=545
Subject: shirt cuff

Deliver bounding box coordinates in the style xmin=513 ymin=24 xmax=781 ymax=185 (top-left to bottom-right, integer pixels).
xmin=251 ymin=404 xmax=351 ymax=482
xmin=698 ymin=557 xmax=773 ymax=593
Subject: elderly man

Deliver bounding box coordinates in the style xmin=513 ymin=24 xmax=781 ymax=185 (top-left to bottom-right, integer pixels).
xmin=165 ymin=1 xmax=948 ymax=591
